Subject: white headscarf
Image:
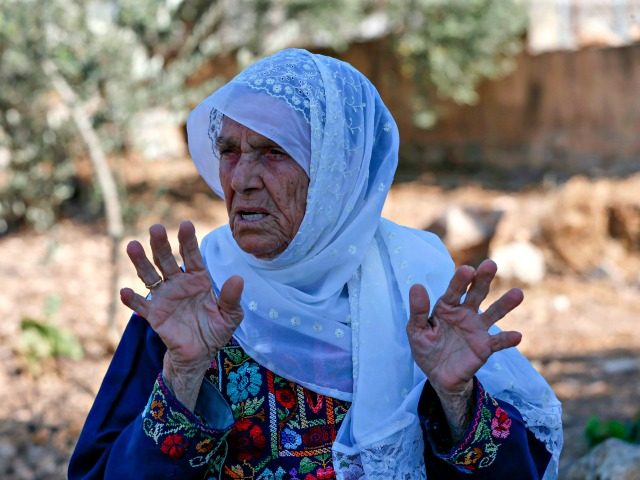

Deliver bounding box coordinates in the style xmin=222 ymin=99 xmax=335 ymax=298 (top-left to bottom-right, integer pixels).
xmin=187 ymin=49 xmax=562 ymax=479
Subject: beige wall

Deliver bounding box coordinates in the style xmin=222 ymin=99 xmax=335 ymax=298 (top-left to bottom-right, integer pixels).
xmin=338 ymin=40 xmax=640 ymax=178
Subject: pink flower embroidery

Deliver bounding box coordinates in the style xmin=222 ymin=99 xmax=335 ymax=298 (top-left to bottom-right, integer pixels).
xmin=317 ymin=466 xmax=336 ymax=479
xmin=491 ymin=407 xmax=512 ymax=439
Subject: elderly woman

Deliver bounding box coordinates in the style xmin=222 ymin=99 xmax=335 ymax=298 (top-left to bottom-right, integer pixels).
xmin=69 ymin=49 xmax=562 ymax=479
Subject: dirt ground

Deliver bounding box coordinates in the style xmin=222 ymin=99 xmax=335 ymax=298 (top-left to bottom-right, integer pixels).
xmin=1 ymin=157 xmax=639 ymax=479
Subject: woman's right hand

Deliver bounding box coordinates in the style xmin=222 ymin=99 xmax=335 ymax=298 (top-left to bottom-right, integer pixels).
xmin=120 ymin=220 xmax=244 ymax=410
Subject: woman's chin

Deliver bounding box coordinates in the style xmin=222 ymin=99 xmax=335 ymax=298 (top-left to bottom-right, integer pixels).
xmin=234 ymin=235 xmax=286 ymax=260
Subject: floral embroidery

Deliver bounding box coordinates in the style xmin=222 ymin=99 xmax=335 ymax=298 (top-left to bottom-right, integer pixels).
xmin=227 ymin=361 xmax=262 ymax=403
xmin=195 ymin=438 xmax=214 ymax=454
xmin=282 ymin=427 xmax=303 ymax=449
xmin=231 ymin=418 xmax=267 ymax=461
xmin=491 ymin=407 xmax=512 ymax=439
xmin=433 ymin=382 xmax=513 ymax=473
xmin=149 ymin=399 xmax=164 ymax=421
xmin=302 ymin=426 xmax=330 ymax=446
xmin=142 ymin=376 xmax=229 ymax=468
xmin=204 ymin=340 xmax=350 ymax=478
xmin=142 ymin=341 xmax=351 ymax=477
xmin=276 ymin=388 xmax=296 ymax=409
xmin=160 ymin=434 xmax=188 ymax=459
xmin=316 ymin=465 xmax=336 ymax=479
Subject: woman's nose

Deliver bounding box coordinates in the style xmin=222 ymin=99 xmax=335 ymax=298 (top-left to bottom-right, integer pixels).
xmin=230 ymin=152 xmax=263 ymax=193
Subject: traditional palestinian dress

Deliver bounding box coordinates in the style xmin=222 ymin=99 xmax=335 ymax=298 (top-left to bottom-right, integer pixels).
xmin=69 ymin=49 xmax=562 ymax=479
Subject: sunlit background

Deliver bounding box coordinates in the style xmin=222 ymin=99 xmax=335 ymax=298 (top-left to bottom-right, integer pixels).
xmin=1 ymin=1 xmax=639 ymax=478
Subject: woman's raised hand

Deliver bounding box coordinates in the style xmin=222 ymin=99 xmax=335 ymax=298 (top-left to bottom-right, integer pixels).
xmin=120 ymin=220 xmax=244 ymax=410
xmin=407 ymin=259 xmax=523 ymax=396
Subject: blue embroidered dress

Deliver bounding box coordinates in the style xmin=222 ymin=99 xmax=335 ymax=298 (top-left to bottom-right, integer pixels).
xmin=69 ymin=314 xmax=551 ymax=479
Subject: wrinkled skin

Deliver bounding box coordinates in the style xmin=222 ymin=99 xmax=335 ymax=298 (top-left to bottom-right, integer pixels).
xmin=217 ymin=117 xmax=309 ymax=259
xmin=406 ymin=259 xmax=523 ymax=440
xmin=120 ymin=119 xmax=523 ymax=431
xmin=120 ymin=221 xmax=244 ymax=410
xmin=120 ymin=121 xmax=309 ymax=409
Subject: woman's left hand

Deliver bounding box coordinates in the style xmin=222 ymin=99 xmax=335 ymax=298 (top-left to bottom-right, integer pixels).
xmin=406 ymin=259 xmax=524 ymax=396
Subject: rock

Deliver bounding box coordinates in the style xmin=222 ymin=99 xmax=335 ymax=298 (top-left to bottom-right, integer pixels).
xmin=427 ymin=206 xmax=503 ymax=267
xmin=601 ymin=357 xmax=640 ymax=375
xmin=565 ymin=438 xmax=640 ymax=480
xmin=551 ymin=294 xmax=571 ymax=312
xmin=609 ymin=202 xmax=640 ymax=251
xmin=0 ymin=440 xmax=17 ymax=462
xmin=540 ymin=176 xmax=610 ymax=274
xmin=490 ymin=240 xmax=546 ymax=284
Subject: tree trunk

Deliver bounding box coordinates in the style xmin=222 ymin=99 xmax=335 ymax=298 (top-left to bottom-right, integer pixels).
xmin=42 ymin=59 xmax=124 ymax=336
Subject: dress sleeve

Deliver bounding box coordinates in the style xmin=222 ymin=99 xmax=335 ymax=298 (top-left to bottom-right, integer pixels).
xmin=419 ymin=378 xmax=551 ymax=479
xmin=68 ymin=314 xmax=234 ymax=479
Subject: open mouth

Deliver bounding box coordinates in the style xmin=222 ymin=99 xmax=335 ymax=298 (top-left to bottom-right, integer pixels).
xmin=239 ymin=211 xmax=267 ymax=222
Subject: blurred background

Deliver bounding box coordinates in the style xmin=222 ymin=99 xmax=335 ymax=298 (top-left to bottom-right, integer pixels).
xmin=1 ymin=0 xmax=639 ymax=478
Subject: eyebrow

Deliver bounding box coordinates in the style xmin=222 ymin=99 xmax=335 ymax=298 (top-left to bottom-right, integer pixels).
xmin=215 ymin=135 xmax=281 ymax=150
xmin=215 ymin=136 xmax=239 ymax=150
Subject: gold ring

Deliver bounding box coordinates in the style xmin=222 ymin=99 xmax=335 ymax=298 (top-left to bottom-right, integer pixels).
xmin=145 ymin=278 xmax=163 ymax=290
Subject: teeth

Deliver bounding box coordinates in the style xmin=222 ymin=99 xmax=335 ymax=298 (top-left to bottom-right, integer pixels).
xmin=240 ymin=213 xmax=266 ymax=221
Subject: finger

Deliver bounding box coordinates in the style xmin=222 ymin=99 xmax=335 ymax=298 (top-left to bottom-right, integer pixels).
xmin=126 ymin=240 xmax=162 ymax=287
xmin=489 ymin=330 xmax=522 ymax=353
xmin=149 ymin=224 xmax=181 ymax=278
xmin=120 ymin=287 xmax=150 ymax=319
xmin=408 ymin=284 xmax=431 ymax=329
xmin=218 ymin=275 xmax=244 ymax=326
xmin=439 ymin=265 xmax=476 ymax=305
xmin=481 ymin=288 xmax=524 ymax=327
xmin=178 ymin=220 xmax=205 ymax=273
xmin=463 ymin=259 xmax=497 ymax=311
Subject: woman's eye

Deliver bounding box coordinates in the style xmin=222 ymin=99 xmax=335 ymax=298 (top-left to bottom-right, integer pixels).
xmin=268 ymin=148 xmax=287 ymax=157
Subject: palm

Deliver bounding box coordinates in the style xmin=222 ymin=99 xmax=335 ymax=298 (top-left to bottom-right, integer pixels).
xmin=143 ymin=270 xmax=228 ymax=362
xmin=120 ymin=222 xmax=244 ymax=368
xmin=407 ymin=260 xmax=523 ymax=394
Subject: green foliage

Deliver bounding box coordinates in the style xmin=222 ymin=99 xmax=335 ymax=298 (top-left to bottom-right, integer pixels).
xmin=585 ymin=415 xmax=640 ymax=448
xmin=228 ymin=0 xmax=527 ymax=127
xmin=1 ymin=0 xmax=114 ymax=232
xmin=388 ymin=0 xmax=527 ymax=127
xmin=18 ymin=294 xmax=84 ymax=375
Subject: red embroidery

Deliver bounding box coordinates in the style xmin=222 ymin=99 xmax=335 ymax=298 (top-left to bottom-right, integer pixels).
xmin=491 ymin=407 xmax=512 ymax=439
xmin=306 ymin=392 xmax=324 ymax=414
xmin=317 ymin=465 xmax=336 ymax=479
xmin=302 ymin=426 xmax=331 ymax=446
xmin=160 ymin=434 xmax=188 ymax=459
xmin=276 ymin=387 xmax=296 ymax=409
xmin=230 ymin=418 xmax=267 ymax=461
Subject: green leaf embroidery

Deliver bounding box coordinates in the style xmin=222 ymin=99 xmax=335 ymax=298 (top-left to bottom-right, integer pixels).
xmin=298 ymin=457 xmax=316 ymax=474
xmin=225 ymin=347 xmax=246 ymax=365
xmin=316 ymin=452 xmax=331 ymax=463
xmin=244 ymin=396 xmax=265 ymax=416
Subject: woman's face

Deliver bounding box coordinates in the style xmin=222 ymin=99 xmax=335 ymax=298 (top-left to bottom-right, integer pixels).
xmin=218 ymin=117 xmax=309 ymax=259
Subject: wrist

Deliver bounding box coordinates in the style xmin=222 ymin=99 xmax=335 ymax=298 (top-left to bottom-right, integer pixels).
xmin=162 ymin=353 xmax=211 ymax=411
xmin=430 ymin=377 xmax=474 ymax=399
xmin=429 ymin=378 xmax=475 ymax=444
